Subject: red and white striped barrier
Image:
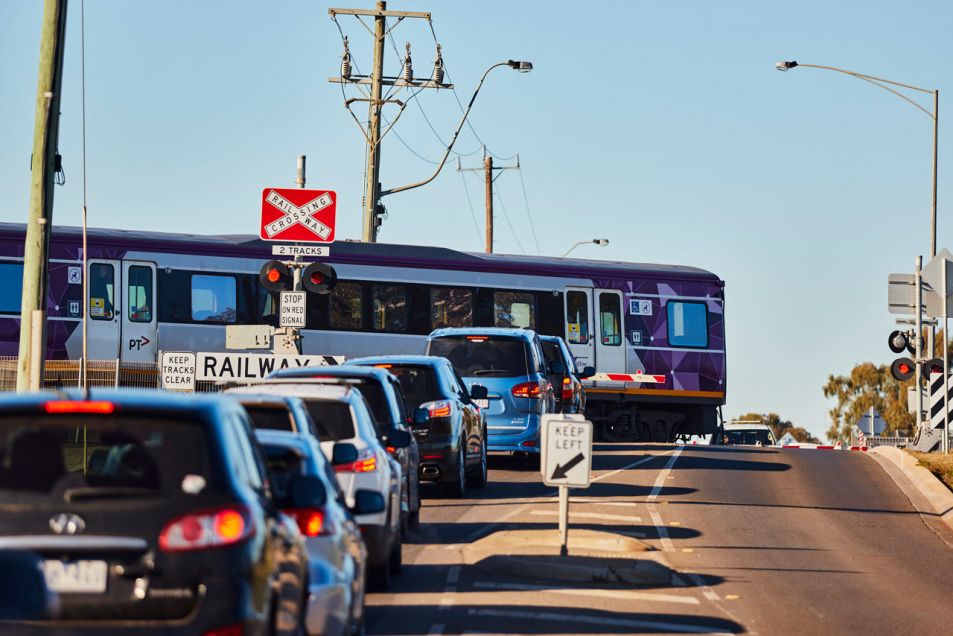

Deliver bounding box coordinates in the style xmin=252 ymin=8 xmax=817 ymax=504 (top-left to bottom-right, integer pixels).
xmin=590 ymin=372 xmax=666 ymax=384
xmin=780 ymin=443 xmax=867 ymax=452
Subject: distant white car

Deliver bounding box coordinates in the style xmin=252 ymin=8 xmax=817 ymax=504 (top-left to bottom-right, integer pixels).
xmin=712 ymin=423 xmax=777 ymax=446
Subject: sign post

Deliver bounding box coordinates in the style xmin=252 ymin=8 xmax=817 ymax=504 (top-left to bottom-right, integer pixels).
xmin=542 ymin=415 xmax=593 ymax=556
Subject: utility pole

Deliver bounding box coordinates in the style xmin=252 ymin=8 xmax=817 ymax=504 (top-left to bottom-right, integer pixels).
xmin=17 ymin=0 xmax=69 ymax=392
xmin=328 ymin=2 xmax=451 ymax=243
xmin=457 ymin=150 xmax=519 ymax=253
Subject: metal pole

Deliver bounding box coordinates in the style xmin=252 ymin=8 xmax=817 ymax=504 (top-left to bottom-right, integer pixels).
xmin=362 ymin=0 xmax=386 ymax=243
xmin=17 ymin=0 xmax=69 ymax=392
xmin=932 ymin=90 xmax=939 ymax=259
xmin=944 ymin=257 xmax=949 ymax=453
xmin=485 ymin=155 xmax=493 ymax=253
xmin=916 ymin=256 xmax=925 ymax=433
xmin=558 ymin=485 xmax=569 ymax=556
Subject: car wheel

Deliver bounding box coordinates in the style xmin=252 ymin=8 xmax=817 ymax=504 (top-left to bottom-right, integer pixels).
xmin=389 ymin=532 xmax=403 ymax=575
xmin=443 ymin=442 xmax=467 ymax=498
xmin=467 ymin=433 xmax=488 ymax=488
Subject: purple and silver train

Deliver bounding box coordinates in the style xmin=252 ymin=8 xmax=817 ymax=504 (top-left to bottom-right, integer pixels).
xmin=0 ymin=222 xmax=726 ymax=442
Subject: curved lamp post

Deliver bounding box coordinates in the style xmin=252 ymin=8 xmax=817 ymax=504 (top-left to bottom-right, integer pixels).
xmin=562 ymin=238 xmax=609 ymax=257
xmin=776 ymin=60 xmax=939 ymax=257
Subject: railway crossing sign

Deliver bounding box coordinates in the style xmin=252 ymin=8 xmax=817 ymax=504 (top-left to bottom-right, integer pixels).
xmin=279 ymin=291 xmax=307 ymax=327
xmin=543 ymin=417 xmax=593 ymax=488
xmin=260 ymin=188 xmax=337 ymax=243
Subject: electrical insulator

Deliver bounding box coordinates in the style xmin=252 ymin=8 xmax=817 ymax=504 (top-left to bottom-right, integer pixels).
xmin=432 ymin=43 xmax=444 ymax=85
xmin=341 ymin=36 xmax=352 ymax=80
xmin=403 ymin=42 xmax=413 ymax=83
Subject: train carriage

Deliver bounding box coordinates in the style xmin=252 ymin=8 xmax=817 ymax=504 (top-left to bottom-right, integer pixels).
xmin=0 ymin=223 xmax=726 ymax=442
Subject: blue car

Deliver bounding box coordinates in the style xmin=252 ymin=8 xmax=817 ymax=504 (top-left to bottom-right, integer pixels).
xmin=426 ymin=327 xmax=556 ymax=456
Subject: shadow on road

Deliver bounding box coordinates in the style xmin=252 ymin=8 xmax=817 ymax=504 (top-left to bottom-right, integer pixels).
xmin=405 ymin=519 xmax=702 ymax=546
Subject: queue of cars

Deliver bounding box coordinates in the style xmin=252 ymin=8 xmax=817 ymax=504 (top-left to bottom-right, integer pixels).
xmin=0 ymin=328 xmax=586 ymax=632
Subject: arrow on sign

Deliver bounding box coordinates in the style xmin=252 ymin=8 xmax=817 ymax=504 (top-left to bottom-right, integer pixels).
xmin=550 ymin=452 xmax=585 ymax=480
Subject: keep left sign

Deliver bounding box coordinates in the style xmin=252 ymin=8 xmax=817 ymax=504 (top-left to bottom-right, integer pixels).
xmin=260 ymin=187 xmax=337 ymax=243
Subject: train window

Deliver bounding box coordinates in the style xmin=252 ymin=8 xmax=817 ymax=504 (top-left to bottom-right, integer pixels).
xmin=598 ymin=293 xmax=622 ymax=346
xmin=494 ymin=291 xmax=535 ymax=329
xmin=0 ymin=263 xmax=23 ymax=313
xmin=431 ymin=287 xmax=473 ymax=329
xmin=330 ymin=281 xmax=363 ymax=330
xmin=127 ymin=266 xmax=153 ymax=323
xmin=566 ymin=291 xmax=589 ymax=344
xmin=89 ymin=263 xmax=115 ymax=321
xmin=372 ymin=284 xmax=407 ymax=332
xmin=191 ymin=274 xmax=237 ymax=323
xmin=667 ymin=301 xmax=708 ymax=348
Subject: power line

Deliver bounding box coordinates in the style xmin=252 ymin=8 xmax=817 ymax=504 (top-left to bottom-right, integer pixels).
xmin=494 ymin=183 xmax=526 ymax=254
xmin=517 ymin=166 xmax=541 ymax=254
xmin=459 ymin=171 xmax=483 ymax=247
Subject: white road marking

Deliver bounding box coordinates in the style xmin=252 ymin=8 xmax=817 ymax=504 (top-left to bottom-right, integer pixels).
xmin=591 ymin=452 xmax=668 ymax=483
xmin=687 ymin=572 xmax=722 ymax=602
xmin=471 ymin=581 xmax=700 ymax=605
xmin=467 ymin=607 xmax=728 ymax=634
xmin=648 ymin=447 xmax=683 ymax=500
xmin=529 ymin=510 xmax=642 ymax=523
xmin=649 ymin=507 xmax=676 ymax=552
xmin=445 ymin=504 xmax=530 ymax=548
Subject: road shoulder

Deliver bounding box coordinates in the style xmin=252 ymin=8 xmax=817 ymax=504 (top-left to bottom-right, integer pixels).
xmin=870 ymin=446 xmax=953 ymax=535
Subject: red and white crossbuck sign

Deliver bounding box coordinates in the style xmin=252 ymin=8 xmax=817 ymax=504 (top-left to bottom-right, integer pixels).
xmin=260 ymin=188 xmax=337 ymax=243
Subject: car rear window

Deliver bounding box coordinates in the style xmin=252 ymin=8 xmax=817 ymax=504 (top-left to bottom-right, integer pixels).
xmin=385 ymin=365 xmax=442 ymax=410
xmin=428 ymin=335 xmax=531 ymax=378
xmin=302 ymin=400 xmax=355 ymax=441
xmin=0 ymin=414 xmax=208 ymax=498
xmin=351 ymin=383 xmax=391 ymax=430
xmin=724 ymin=430 xmax=773 ymax=446
xmin=243 ymin=406 xmax=295 ymax=432
xmin=261 ymin=443 xmax=305 ymax=500
xmin=541 ymin=341 xmax=560 ymax=365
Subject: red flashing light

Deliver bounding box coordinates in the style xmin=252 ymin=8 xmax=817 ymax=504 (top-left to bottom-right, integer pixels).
xmin=44 ymin=400 xmax=115 ymax=415
xmin=266 ymin=268 xmax=281 ymax=283
xmin=309 ymin=272 xmax=324 ymax=285
xmin=511 ymin=382 xmax=542 ymax=398
xmin=898 ymin=362 xmax=912 ymax=375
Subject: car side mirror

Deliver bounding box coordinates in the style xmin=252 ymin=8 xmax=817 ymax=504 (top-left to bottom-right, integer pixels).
xmin=578 ymin=366 xmax=595 ymax=379
xmin=413 ymin=406 xmax=430 ymax=425
xmin=548 ymin=361 xmax=566 ymax=375
xmin=352 ymin=489 xmax=386 ymax=515
xmin=0 ymin=550 xmax=58 ymax=620
xmin=285 ymin=474 xmax=327 ymax=509
xmin=386 ymin=428 xmax=411 ymax=449
xmin=332 ymin=442 xmax=359 ymax=466
xmin=469 ymin=384 xmax=489 ymax=400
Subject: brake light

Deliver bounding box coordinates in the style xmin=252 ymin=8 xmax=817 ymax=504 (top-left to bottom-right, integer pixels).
xmin=511 ymin=382 xmax=542 ymax=398
xmin=429 ymin=401 xmax=452 ymax=418
xmin=466 ymin=336 xmax=488 ymax=342
xmin=44 ymin=400 xmax=115 ymax=414
xmin=159 ymin=505 xmax=253 ymax=552
xmin=562 ymin=377 xmax=573 ymax=401
xmin=204 ymin=624 xmax=244 ymax=636
xmin=284 ymin=507 xmax=334 ymax=537
xmin=334 ymin=449 xmax=378 ymax=473
xmin=374 ymin=364 xmax=393 ymax=369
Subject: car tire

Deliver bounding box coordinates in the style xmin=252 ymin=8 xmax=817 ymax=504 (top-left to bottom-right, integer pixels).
xmin=443 ymin=442 xmax=467 ymax=498
xmin=467 ymin=433 xmax=488 ymax=488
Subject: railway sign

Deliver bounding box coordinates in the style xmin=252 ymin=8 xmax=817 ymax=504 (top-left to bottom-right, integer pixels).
xmin=279 ymin=291 xmax=307 ymax=328
xmin=543 ymin=417 xmax=593 ymax=488
xmin=160 ymin=351 xmax=196 ymax=392
xmin=196 ymin=352 xmax=344 ymax=382
xmin=260 ymin=188 xmax=337 ymax=243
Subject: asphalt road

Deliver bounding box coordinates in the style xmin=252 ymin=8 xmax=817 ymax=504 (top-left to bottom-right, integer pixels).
xmin=365 ymin=444 xmax=953 ymax=635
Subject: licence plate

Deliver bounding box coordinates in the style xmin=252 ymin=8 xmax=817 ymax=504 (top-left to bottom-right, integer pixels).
xmin=43 ymin=559 xmax=108 ymax=593
xmin=473 ymin=399 xmax=489 ymax=409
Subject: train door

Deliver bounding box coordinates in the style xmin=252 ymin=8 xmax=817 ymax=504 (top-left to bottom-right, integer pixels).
xmin=86 ymin=260 xmax=122 ymax=359
xmin=594 ymin=290 xmax=626 ymax=374
xmin=564 ymin=287 xmax=594 ymax=370
xmin=121 ymin=261 xmax=157 ymax=363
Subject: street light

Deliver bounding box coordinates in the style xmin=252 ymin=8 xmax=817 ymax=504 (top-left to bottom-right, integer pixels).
xmin=775 ymin=59 xmax=939 ymax=258
xmin=562 ymin=239 xmax=609 ymax=257
xmin=380 ymin=60 xmax=533 ymax=199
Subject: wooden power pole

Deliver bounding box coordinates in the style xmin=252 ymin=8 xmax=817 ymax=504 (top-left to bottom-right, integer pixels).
xmin=458 ymin=150 xmax=519 ymax=253
xmin=17 ymin=0 xmax=69 ymax=392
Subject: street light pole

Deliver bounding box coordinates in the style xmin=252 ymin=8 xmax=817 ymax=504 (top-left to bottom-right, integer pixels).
xmin=776 ymin=60 xmax=939 ymax=258
xmin=562 ymin=239 xmax=609 ymax=258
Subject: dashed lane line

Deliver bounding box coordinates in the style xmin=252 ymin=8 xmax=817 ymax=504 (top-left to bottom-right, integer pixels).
xmin=590 ymin=450 xmax=673 ymax=483
xmin=466 ymin=607 xmax=734 ymax=634
xmin=528 ymin=510 xmax=643 ymax=523
xmin=471 ymin=581 xmax=700 ymax=605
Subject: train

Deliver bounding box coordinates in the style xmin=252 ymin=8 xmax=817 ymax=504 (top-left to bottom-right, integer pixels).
xmin=0 ymin=222 xmax=726 ymax=442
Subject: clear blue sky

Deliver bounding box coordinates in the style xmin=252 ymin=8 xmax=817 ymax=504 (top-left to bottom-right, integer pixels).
xmin=2 ymin=1 xmax=952 ymax=439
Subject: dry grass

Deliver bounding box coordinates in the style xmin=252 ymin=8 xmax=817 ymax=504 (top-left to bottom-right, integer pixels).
xmin=908 ymin=451 xmax=953 ymax=492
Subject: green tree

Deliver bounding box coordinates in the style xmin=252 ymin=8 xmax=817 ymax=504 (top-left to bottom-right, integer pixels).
xmin=823 ymin=362 xmax=915 ymax=443
xmin=731 ymin=412 xmax=819 ymax=443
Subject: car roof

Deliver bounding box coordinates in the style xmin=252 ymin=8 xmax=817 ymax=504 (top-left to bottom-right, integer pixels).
xmin=269 ymin=365 xmax=395 ymax=382
xmin=348 ymin=355 xmax=447 ymax=368
xmin=254 ymin=428 xmax=313 ymax=449
xmin=724 ymin=423 xmax=773 ymax=432
xmin=0 ymin=389 xmax=235 ymax=420
xmin=429 ymin=327 xmax=538 ymax=340
xmin=226 ymin=382 xmax=353 ymax=400
xmin=223 ymin=391 xmax=302 ymax=408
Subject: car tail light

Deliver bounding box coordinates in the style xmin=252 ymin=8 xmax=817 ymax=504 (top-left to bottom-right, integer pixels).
xmin=204 ymin=624 xmax=244 ymax=636
xmin=334 ymin=448 xmax=378 ymax=473
xmin=466 ymin=335 xmax=488 ymax=342
xmin=511 ymin=381 xmax=542 ymax=398
xmin=429 ymin=401 xmax=451 ymax=417
xmin=561 ymin=377 xmax=573 ymax=401
xmin=159 ymin=505 xmax=253 ymax=552
xmin=44 ymin=400 xmax=115 ymax=414
xmin=521 ymin=440 xmax=537 ymax=448
xmin=284 ymin=507 xmax=334 ymax=537
xmin=375 ymin=364 xmax=393 ymax=369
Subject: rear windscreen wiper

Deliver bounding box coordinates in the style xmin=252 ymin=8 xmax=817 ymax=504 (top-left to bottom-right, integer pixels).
xmin=64 ymin=487 xmax=167 ymax=502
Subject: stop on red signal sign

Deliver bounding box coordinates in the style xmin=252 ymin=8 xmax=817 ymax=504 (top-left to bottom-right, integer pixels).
xmin=260 ymin=188 xmax=337 ymax=243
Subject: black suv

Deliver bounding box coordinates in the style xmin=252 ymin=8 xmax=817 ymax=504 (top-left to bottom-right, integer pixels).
xmin=0 ymin=390 xmax=308 ymax=634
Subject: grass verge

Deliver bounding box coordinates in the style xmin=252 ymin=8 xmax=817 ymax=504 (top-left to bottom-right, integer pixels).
xmin=908 ymin=451 xmax=953 ymax=492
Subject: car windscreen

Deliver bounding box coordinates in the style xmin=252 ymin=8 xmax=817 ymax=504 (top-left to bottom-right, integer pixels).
xmin=261 ymin=443 xmax=306 ymax=500
xmin=0 ymin=414 xmax=209 ymax=499
xmin=385 ymin=365 xmax=442 ymax=410
xmin=724 ymin=430 xmax=772 ymax=446
xmin=243 ymin=406 xmax=295 ymax=432
xmin=302 ymin=399 xmax=355 ymax=441
xmin=429 ymin=335 xmax=531 ymax=378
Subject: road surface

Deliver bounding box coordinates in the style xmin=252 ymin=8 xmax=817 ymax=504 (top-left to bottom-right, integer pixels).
xmin=366 ymin=444 xmax=953 ymax=635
